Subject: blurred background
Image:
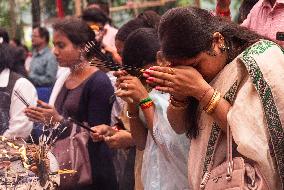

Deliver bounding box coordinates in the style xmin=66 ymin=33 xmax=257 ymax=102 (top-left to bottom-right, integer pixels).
xmin=0 ymin=0 xmax=242 ymax=49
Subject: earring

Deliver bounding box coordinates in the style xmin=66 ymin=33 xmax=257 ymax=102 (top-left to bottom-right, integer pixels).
xmin=79 ymin=51 xmax=85 ymax=61
xmin=219 ymin=44 xmax=229 ymax=52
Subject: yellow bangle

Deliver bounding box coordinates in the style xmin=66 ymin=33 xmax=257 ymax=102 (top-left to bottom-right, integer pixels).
xmin=203 ymin=90 xmax=221 ymax=114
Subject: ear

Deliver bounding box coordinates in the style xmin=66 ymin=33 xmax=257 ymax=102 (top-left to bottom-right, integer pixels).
xmin=212 ymin=32 xmax=225 ymax=48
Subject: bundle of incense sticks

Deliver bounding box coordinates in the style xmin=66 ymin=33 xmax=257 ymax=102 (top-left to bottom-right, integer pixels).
xmin=83 ymin=40 xmax=145 ymax=74
xmin=14 ymin=90 xmax=30 ymax=107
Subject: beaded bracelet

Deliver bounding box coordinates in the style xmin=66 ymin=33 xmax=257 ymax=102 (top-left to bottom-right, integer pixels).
xmin=139 ymin=97 xmax=152 ymax=106
xmin=139 ymin=97 xmax=154 ymax=110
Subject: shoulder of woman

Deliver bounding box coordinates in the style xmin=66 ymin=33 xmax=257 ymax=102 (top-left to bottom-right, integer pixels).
xmin=86 ymin=70 xmax=113 ymax=89
xmin=15 ymin=77 xmax=36 ymax=91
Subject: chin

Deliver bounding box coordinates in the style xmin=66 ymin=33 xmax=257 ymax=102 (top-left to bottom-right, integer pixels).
xmin=58 ymin=62 xmax=68 ymax=67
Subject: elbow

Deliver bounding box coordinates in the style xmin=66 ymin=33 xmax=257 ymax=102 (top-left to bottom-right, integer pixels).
xmin=133 ymin=138 xmax=146 ymax=150
xmin=136 ymin=143 xmax=146 ymax=151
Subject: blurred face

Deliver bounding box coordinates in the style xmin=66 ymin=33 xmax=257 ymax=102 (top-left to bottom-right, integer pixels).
xmin=32 ymin=28 xmax=45 ymax=48
xmin=164 ymin=42 xmax=228 ymax=82
xmin=88 ymin=22 xmax=106 ymax=43
xmin=53 ymin=31 xmax=81 ymax=68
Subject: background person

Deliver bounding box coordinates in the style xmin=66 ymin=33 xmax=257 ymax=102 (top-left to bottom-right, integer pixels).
xmin=29 ymin=26 xmax=58 ymax=102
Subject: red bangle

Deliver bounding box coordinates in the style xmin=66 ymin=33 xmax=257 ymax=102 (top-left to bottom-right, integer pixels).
xmin=140 ymin=101 xmax=154 ymax=109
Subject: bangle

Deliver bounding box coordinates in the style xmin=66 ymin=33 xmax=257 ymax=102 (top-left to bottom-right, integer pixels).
xmin=139 ymin=97 xmax=152 ymax=106
xmin=126 ymin=111 xmax=138 ymax=119
xmin=140 ymin=101 xmax=154 ymax=110
xmin=139 ymin=97 xmax=154 ymax=110
xmin=203 ymin=90 xmax=221 ymax=114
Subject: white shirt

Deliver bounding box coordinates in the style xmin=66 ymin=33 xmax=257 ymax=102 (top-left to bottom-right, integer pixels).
xmin=0 ymin=69 xmax=37 ymax=138
xmin=103 ymin=24 xmax=118 ymax=50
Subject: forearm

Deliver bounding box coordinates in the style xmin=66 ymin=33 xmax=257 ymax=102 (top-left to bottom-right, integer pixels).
xmin=128 ymin=104 xmax=148 ymax=150
xmin=167 ymin=104 xmax=189 ymax=134
xmin=200 ymin=88 xmax=231 ymax=131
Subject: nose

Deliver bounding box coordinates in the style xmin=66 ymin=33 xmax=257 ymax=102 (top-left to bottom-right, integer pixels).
xmin=52 ymin=47 xmax=59 ymax=57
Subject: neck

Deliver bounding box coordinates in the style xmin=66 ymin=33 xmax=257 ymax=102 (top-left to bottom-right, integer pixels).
xmin=35 ymin=44 xmax=47 ymax=52
xmin=70 ymin=61 xmax=89 ymax=76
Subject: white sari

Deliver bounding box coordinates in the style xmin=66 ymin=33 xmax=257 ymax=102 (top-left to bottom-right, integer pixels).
xmin=141 ymin=90 xmax=190 ymax=190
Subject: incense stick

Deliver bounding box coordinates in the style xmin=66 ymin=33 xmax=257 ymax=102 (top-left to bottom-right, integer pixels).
xmin=68 ymin=118 xmax=96 ymax=133
xmin=14 ymin=90 xmax=30 ymax=107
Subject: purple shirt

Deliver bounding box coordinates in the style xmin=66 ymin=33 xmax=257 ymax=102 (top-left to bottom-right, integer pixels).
xmin=242 ymin=0 xmax=284 ymax=47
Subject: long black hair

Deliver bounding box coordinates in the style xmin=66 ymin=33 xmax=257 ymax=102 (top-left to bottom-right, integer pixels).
xmin=115 ymin=10 xmax=160 ymax=42
xmin=159 ymin=7 xmax=263 ymax=63
xmin=122 ymin=28 xmax=160 ymax=76
xmin=158 ymin=7 xmax=264 ymax=138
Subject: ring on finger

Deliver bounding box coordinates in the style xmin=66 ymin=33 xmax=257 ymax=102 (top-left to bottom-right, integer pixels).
xmin=168 ymin=68 xmax=175 ymax=74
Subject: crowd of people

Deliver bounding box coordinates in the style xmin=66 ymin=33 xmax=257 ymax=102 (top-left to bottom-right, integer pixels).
xmin=0 ymin=0 xmax=284 ymax=189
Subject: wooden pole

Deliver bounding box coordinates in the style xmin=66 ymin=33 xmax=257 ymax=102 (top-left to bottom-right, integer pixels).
xmin=194 ymin=0 xmax=200 ymax=7
xmin=31 ymin=0 xmax=41 ymax=27
xmin=56 ymin=0 xmax=64 ymax=18
xmin=110 ymin=0 xmax=176 ymax=13
xmin=75 ymin=0 xmax=82 ymax=16
xmin=9 ymin=0 xmax=16 ymax=38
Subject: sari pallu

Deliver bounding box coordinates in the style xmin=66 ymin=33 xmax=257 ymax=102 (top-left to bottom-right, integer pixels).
xmin=188 ymin=40 xmax=284 ymax=190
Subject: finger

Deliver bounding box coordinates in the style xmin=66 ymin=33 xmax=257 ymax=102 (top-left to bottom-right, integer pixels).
xmin=25 ymin=112 xmax=43 ymax=122
xmin=149 ymin=66 xmax=176 ymax=75
xmin=113 ymin=70 xmax=127 ymax=78
xmin=118 ymin=82 xmax=129 ymax=90
xmin=25 ymin=109 xmax=43 ymax=118
xmin=37 ymin=100 xmax=52 ymax=109
xmin=145 ymin=69 xmax=174 ymax=81
xmin=155 ymin=86 xmax=175 ymax=94
xmin=115 ymin=89 xmax=132 ymax=97
xmin=117 ymin=76 xmax=134 ymax=83
xmin=28 ymin=106 xmax=50 ymax=114
xmin=146 ymin=77 xmax=174 ymax=87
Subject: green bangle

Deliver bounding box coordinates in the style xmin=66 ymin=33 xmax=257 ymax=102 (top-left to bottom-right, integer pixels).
xmin=139 ymin=97 xmax=152 ymax=106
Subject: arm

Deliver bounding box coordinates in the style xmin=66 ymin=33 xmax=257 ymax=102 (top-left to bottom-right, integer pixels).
xmin=115 ymin=75 xmax=153 ymax=150
xmin=145 ymin=66 xmax=231 ymax=132
xmin=167 ymin=103 xmax=190 ymax=134
xmin=85 ymin=72 xmax=115 ymax=126
xmin=5 ymin=78 xmax=38 ymax=138
xmin=127 ymin=103 xmax=149 ymax=150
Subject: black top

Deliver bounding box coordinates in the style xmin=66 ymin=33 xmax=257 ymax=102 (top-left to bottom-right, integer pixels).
xmin=55 ymin=70 xmax=118 ymax=190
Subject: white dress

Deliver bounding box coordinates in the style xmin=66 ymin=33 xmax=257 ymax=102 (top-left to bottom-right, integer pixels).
xmin=141 ymin=90 xmax=190 ymax=190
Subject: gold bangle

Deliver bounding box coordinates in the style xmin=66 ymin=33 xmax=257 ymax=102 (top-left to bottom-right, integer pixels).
xmin=204 ymin=90 xmax=221 ymax=114
xmin=203 ymin=90 xmax=218 ymax=111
